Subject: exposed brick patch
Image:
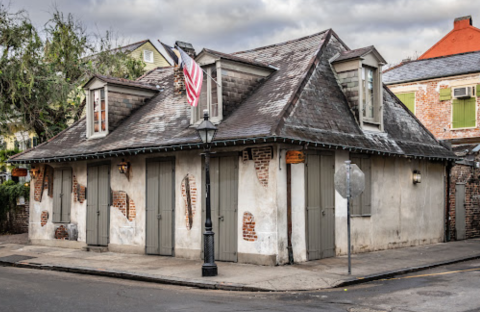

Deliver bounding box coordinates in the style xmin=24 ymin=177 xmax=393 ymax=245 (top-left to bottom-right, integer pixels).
xmin=72 ymin=175 xmax=86 ymax=204
xmin=243 ymin=212 xmax=257 ymax=242
xmin=54 ymin=225 xmax=69 ymax=240
xmin=112 ymin=191 xmax=136 ymax=221
xmin=252 ymin=147 xmax=272 ymax=188
xmin=181 ymin=174 xmax=197 ymax=230
xmin=41 ymin=211 xmax=49 ymax=227
xmin=174 ymin=65 xmax=186 ymax=94
xmin=128 ymin=198 xmax=136 ymax=221
xmin=33 ymin=166 xmax=44 ymax=202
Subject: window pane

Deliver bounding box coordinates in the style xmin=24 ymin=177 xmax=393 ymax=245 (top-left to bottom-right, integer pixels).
xmin=363 ymin=67 xmax=374 ymax=119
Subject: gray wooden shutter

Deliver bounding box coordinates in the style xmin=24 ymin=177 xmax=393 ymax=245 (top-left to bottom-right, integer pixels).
xmin=98 ymin=165 xmax=110 ymax=246
xmin=52 ymin=169 xmax=63 ymax=223
xmin=219 ymin=156 xmax=238 ymax=262
xmin=86 ymin=166 xmax=98 ymax=245
xmin=146 ymin=162 xmax=160 ymax=254
xmin=61 ymin=168 xmax=72 ymax=222
xmin=320 ymin=154 xmax=335 ymax=258
xmin=159 ymin=161 xmax=174 ymax=256
xmin=306 ymin=154 xmax=321 ymax=260
xmin=350 ymin=157 xmax=361 ymax=216
xmin=361 ymin=157 xmax=372 ymax=216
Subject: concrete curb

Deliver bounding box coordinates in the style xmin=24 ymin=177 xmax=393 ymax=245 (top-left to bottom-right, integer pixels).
xmin=0 ymin=261 xmax=270 ymax=292
xmin=336 ymin=253 xmax=480 ymax=289
xmin=2 ymin=253 xmax=480 ymax=292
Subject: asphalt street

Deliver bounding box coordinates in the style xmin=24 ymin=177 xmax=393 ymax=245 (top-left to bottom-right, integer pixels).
xmin=1 ymin=259 xmax=480 ymax=312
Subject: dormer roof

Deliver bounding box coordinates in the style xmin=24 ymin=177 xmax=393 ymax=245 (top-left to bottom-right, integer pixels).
xmin=331 ymin=45 xmax=387 ymax=64
xmin=196 ymin=48 xmax=276 ymax=70
xmin=83 ymin=74 xmax=160 ymax=91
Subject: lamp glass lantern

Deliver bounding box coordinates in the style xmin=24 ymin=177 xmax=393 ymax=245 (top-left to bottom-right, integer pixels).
xmin=117 ymin=160 xmax=130 ymax=174
xmin=413 ymin=170 xmax=421 ymax=184
xmin=196 ymin=110 xmax=218 ymax=147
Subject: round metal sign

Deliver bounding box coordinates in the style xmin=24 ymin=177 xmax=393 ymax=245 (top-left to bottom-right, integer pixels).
xmin=334 ymin=162 xmax=365 ymax=199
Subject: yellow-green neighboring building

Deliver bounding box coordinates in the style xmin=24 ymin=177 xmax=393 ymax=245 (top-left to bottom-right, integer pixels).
xmin=118 ymin=39 xmax=171 ymax=71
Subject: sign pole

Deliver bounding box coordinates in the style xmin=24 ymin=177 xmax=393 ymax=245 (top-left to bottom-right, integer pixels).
xmin=346 ymin=160 xmax=351 ymax=275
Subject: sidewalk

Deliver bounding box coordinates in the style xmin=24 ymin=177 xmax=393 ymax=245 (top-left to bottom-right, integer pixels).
xmin=1 ymin=237 xmax=479 ymax=292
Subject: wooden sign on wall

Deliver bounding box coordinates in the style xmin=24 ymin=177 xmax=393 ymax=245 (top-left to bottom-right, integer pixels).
xmin=11 ymin=168 xmax=28 ymax=177
xmin=286 ymin=151 xmax=305 ymax=164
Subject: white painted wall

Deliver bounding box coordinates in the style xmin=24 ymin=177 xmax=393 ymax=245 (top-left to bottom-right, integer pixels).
xmin=237 ymin=146 xmax=279 ymax=260
xmin=335 ymin=156 xmax=445 ymax=255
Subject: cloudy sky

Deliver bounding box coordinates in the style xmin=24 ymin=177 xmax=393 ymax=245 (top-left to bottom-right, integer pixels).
xmin=8 ymin=0 xmax=477 ymax=65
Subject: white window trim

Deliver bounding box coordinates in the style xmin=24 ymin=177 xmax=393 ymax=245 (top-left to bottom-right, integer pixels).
xmin=86 ymin=86 xmax=109 ymax=139
xmin=359 ymin=62 xmax=383 ymax=131
xmin=143 ymin=50 xmax=154 ymax=63
xmin=451 ymin=85 xmax=478 ymax=130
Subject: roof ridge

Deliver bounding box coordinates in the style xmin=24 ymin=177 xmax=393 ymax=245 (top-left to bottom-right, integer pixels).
xmin=231 ymin=29 xmax=329 ymax=55
xmin=136 ymin=66 xmax=174 ymax=81
xmin=272 ymin=29 xmax=333 ymax=136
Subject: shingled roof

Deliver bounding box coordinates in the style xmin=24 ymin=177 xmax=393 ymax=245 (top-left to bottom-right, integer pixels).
xmin=9 ymin=29 xmax=455 ymax=164
xmin=383 ymin=50 xmax=480 ymax=84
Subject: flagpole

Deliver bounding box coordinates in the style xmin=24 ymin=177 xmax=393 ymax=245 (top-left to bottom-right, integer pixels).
xmin=200 ymin=67 xmax=221 ymax=88
xmin=173 ymin=44 xmax=222 ymax=88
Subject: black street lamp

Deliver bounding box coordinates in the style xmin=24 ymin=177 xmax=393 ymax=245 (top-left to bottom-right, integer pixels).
xmin=196 ymin=110 xmax=218 ymax=277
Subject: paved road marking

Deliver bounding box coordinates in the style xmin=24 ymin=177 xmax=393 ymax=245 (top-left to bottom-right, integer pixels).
xmin=387 ymin=267 xmax=480 ymax=281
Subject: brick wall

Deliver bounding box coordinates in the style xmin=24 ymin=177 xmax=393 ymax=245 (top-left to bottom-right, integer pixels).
xmin=242 ymin=212 xmax=257 ymax=241
xmin=112 ymin=191 xmax=136 ymax=221
xmin=174 ymin=65 xmax=186 ymax=94
xmin=108 ymin=92 xmax=148 ymax=131
xmin=73 ymin=175 xmax=86 ymax=204
xmin=448 ymin=158 xmax=480 ymax=239
xmin=222 ymin=69 xmax=263 ymax=118
xmin=181 ymin=174 xmax=197 ymax=230
xmin=54 ymin=225 xmax=69 ymax=240
xmin=388 ymin=74 xmax=480 ymax=141
xmin=252 ymin=147 xmax=272 ymax=188
xmin=41 ymin=211 xmax=49 ymax=227
xmin=33 ymin=166 xmax=44 ymax=202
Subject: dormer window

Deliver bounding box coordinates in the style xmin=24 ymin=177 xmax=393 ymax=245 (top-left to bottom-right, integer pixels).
xmin=92 ymin=89 xmax=107 ymax=134
xmin=87 ymin=87 xmax=108 ymax=139
xmin=144 ymin=50 xmax=154 ymax=63
xmin=331 ymin=45 xmax=386 ymax=132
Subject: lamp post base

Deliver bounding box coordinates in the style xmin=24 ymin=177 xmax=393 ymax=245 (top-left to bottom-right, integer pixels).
xmin=202 ymin=263 xmax=218 ymax=277
xmin=202 ymin=230 xmax=217 ymax=277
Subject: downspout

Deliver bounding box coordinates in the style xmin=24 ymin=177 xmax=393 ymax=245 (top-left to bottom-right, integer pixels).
xmin=445 ymin=161 xmax=453 ymax=242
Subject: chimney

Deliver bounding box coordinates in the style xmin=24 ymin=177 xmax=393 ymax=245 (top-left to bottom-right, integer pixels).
xmin=174 ymin=41 xmax=196 ymax=94
xmin=454 ymin=15 xmax=472 ymax=30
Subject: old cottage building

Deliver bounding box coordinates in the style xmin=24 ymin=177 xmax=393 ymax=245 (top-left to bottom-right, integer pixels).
xmin=10 ymin=30 xmax=454 ymax=265
xmin=384 ymin=16 xmax=480 ymax=241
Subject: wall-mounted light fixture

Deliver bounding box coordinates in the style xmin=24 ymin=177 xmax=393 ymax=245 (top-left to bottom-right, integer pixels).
xmin=24 ymin=182 xmax=30 ymax=188
xmin=30 ymin=166 xmax=39 ymax=179
xmin=117 ymin=159 xmax=130 ymax=179
xmin=413 ymin=170 xmax=421 ymax=184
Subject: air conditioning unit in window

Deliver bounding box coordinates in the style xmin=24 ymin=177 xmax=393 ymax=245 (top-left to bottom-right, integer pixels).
xmin=453 ymin=87 xmax=473 ymax=99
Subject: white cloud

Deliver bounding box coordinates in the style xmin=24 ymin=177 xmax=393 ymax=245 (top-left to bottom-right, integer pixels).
xmin=8 ymin=0 xmax=479 ymax=65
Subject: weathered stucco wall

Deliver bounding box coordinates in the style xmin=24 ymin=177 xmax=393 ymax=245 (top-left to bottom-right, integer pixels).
xmin=335 ymin=156 xmax=445 ymax=255
xmin=28 ymin=145 xmax=282 ymax=265
xmin=237 ymin=145 xmax=279 ymax=265
xmin=29 ymin=161 xmax=88 ymax=248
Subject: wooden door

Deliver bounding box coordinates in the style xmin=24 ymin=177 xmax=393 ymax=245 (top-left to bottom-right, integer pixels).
xmin=306 ymin=152 xmax=335 ymax=260
xmin=455 ymin=184 xmax=466 ymax=240
xmin=146 ymin=159 xmax=175 ymax=256
xmin=206 ymin=156 xmax=238 ymax=262
xmin=86 ymin=163 xmax=110 ymax=246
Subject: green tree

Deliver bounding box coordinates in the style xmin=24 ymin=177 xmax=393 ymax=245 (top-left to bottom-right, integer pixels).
xmin=0 ymin=4 xmax=146 ymax=141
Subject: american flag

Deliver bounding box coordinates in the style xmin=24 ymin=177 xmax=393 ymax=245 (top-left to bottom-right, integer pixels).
xmin=177 ymin=46 xmax=203 ymax=107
